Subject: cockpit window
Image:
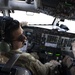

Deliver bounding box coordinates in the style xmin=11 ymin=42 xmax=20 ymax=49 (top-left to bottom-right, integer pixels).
xmin=10 ymin=10 xmax=75 ymax=33
xmin=10 ymin=10 xmax=54 ymax=24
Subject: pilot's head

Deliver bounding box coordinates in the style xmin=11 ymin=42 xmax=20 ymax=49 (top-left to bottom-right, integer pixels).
xmin=4 ymin=17 xmax=27 ymax=50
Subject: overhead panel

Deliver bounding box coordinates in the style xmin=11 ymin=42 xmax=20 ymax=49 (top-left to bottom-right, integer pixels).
xmin=39 ymin=0 xmax=75 ymax=20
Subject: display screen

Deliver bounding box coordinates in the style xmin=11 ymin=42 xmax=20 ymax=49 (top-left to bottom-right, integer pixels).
xmin=46 ymin=35 xmax=59 ymax=43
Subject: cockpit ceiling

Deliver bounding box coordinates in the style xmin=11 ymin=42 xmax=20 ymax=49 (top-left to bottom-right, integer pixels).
xmin=40 ymin=0 xmax=75 ymax=20
xmin=0 ymin=0 xmax=75 ymax=20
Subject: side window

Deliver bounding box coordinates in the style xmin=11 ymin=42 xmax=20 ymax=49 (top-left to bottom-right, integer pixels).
xmin=59 ymin=20 xmax=75 ymax=33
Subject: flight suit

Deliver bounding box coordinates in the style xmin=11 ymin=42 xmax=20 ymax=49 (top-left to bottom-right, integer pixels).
xmin=63 ymin=55 xmax=75 ymax=75
xmin=1 ymin=50 xmax=60 ymax=75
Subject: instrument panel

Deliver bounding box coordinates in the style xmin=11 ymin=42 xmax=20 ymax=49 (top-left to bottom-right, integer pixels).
xmin=23 ymin=26 xmax=74 ymax=63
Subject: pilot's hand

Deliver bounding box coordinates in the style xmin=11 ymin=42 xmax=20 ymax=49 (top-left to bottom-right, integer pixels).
xmin=50 ymin=60 xmax=60 ymax=67
xmin=62 ymin=55 xmax=73 ymax=68
xmin=45 ymin=60 xmax=60 ymax=70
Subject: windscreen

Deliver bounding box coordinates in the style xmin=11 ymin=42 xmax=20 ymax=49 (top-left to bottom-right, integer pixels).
xmin=10 ymin=10 xmax=75 ymax=33
xmin=10 ymin=10 xmax=54 ymax=24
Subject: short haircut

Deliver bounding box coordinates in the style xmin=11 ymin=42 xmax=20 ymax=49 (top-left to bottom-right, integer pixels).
xmin=0 ymin=16 xmax=20 ymax=43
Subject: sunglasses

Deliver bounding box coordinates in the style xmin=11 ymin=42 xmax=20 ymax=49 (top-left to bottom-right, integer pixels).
xmin=13 ymin=34 xmax=27 ymax=42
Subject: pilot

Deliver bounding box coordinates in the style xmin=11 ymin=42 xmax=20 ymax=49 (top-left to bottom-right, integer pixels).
xmin=1 ymin=17 xmax=75 ymax=75
xmin=1 ymin=17 xmax=60 ymax=75
xmin=72 ymin=41 xmax=75 ymax=57
xmin=63 ymin=40 xmax=75 ymax=75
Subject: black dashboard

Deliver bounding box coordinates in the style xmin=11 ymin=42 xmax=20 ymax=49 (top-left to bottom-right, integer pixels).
xmin=23 ymin=26 xmax=75 ymax=63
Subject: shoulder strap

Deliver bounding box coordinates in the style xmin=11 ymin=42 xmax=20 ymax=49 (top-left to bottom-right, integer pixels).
xmin=1 ymin=53 xmax=21 ymax=72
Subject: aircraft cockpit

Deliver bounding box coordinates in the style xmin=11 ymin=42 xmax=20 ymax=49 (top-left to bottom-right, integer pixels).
xmin=0 ymin=0 xmax=75 ymax=75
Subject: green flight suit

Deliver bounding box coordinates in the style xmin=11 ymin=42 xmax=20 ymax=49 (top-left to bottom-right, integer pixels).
xmin=0 ymin=50 xmax=59 ymax=75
